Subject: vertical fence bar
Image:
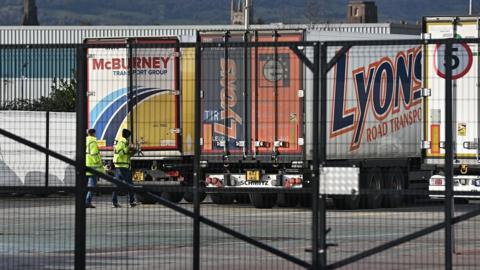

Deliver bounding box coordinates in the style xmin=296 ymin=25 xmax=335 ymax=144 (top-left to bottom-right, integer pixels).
xmin=311 ymin=42 xmax=320 ymax=269
xmin=273 ymin=31 xmax=279 ymax=156
xmin=45 ymin=110 xmax=50 ymax=187
xmin=0 ymin=47 xmax=2 ymax=107
xmin=74 ymin=45 xmax=87 ymax=270
xmin=128 ymin=41 xmax=134 ymax=143
xmin=444 ymin=40 xmax=454 ymax=270
xmin=223 ymin=32 xmax=229 ymax=156
xmin=243 ymin=31 xmax=249 ymax=158
xmin=253 ymin=32 xmax=259 ymax=157
xmin=193 ymin=34 xmax=202 ymax=270
xmin=319 ymin=42 xmax=328 ymax=268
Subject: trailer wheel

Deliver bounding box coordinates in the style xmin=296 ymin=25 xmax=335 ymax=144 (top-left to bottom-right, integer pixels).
xmin=384 ymin=167 xmax=404 ymax=208
xmin=249 ymin=193 xmax=277 ymax=209
xmin=298 ymin=195 xmax=312 ymax=207
xmin=364 ymin=168 xmax=383 ymax=209
xmin=136 ymin=193 xmax=158 ymax=204
xmin=210 ymin=194 xmax=234 ymax=204
xmin=183 ymin=191 xmax=207 ymax=203
xmin=235 ymin=194 xmax=251 ymax=204
xmin=161 ymin=192 xmax=184 ymax=203
xmin=454 ymin=198 xmax=469 ymax=204
xmin=277 ymin=193 xmax=299 ymax=207
xmin=333 ymin=195 xmax=360 ymax=210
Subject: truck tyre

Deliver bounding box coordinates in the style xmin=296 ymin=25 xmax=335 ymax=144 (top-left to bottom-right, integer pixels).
xmin=136 ymin=193 xmax=158 ymax=204
xmin=183 ymin=191 xmax=207 ymax=203
xmin=161 ymin=192 xmax=184 ymax=203
xmin=454 ymin=198 xmax=469 ymax=204
xmin=210 ymin=194 xmax=234 ymax=204
xmin=277 ymin=193 xmax=299 ymax=207
xmin=333 ymin=195 xmax=360 ymax=210
xmin=384 ymin=167 xmax=404 ymax=208
xmin=235 ymin=194 xmax=251 ymax=204
xmin=364 ymin=168 xmax=383 ymax=209
xmin=249 ymin=193 xmax=277 ymax=209
xmin=298 ymin=195 xmax=312 ymax=208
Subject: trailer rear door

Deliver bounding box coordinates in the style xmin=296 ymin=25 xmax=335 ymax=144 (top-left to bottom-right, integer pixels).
xmin=424 ymin=18 xmax=479 ymax=163
xmin=87 ymin=38 xmax=180 ymax=152
xmin=251 ymin=33 xmax=303 ymax=157
xmin=200 ymin=34 xmax=247 ymax=156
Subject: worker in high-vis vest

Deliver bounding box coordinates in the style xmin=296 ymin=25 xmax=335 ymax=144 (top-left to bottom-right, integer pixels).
xmin=85 ymin=128 xmax=104 ymax=208
xmin=112 ymin=128 xmax=137 ymax=208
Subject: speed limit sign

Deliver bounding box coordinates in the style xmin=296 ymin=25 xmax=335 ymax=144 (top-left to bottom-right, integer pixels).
xmin=434 ymin=43 xmax=473 ymax=80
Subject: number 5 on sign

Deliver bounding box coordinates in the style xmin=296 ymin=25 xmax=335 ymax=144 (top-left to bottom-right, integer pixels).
xmin=434 ymin=43 xmax=473 ymax=80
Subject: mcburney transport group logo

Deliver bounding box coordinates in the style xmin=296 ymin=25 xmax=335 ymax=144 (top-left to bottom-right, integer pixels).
xmin=91 ymin=56 xmax=171 ymax=76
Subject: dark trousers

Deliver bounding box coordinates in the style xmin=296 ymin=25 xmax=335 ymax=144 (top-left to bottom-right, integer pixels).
xmin=112 ymin=167 xmax=135 ymax=205
xmin=85 ymin=175 xmax=97 ymax=204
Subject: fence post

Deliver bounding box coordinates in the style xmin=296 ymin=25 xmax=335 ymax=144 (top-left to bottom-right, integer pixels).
xmin=45 ymin=110 xmax=49 ymax=187
xmin=0 ymin=47 xmax=2 ymax=107
xmin=74 ymin=45 xmax=87 ymax=270
xmin=312 ymin=41 xmax=327 ymax=269
xmin=127 ymin=40 xmax=134 ymax=142
xmin=319 ymin=42 xmax=328 ymax=268
xmin=444 ymin=40 xmax=454 ymax=270
xmin=311 ymin=42 xmax=320 ymax=269
xmin=223 ymin=31 xmax=230 ymax=157
xmin=243 ymin=31 xmax=249 ymax=158
xmin=193 ymin=33 xmax=202 ymax=270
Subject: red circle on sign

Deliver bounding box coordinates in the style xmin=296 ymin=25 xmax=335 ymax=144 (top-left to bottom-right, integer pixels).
xmin=433 ymin=43 xmax=473 ymax=80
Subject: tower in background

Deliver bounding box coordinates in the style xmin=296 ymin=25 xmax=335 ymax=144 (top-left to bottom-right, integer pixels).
xmin=347 ymin=1 xmax=377 ymax=23
xmin=22 ymin=0 xmax=39 ymax=25
xmin=231 ymin=0 xmax=253 ymax=25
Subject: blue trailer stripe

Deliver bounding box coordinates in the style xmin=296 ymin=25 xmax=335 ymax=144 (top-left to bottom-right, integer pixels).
xmin=102 ymin=90 xmax=169 ymax=145
xmin=89 ymin=87 xmax=129 ymax=127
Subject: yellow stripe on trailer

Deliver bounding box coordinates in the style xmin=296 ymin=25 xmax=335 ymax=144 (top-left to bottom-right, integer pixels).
xmin=181 ymin=47 xmax=196 ymax=156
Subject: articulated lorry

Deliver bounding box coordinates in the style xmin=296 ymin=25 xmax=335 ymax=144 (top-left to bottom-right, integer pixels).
xmin=81 ymin=20 xmax=480 ymax=208
xmin=199 ymin=29 xmax=423 ymax=208
xmin=201 ymin=22 xmax=480 ymax=209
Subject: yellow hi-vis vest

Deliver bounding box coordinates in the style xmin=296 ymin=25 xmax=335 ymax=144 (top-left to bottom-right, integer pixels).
xmin=113 ymin=137 xmax=130 ymax=168
xmin=86 ymin=135 xmax=104 ymax=176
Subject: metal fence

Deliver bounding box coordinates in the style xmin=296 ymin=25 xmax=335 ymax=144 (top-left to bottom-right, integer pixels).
xmin=0 ymin=36 xmax=479 ymax=270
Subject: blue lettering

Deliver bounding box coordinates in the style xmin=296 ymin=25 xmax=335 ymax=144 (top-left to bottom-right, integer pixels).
xmin=332 ymin=52 xmax=354 ymax=134
xmin=395 ymin=54 xmax=412 ymax=109
xmin=373 ymin=62 xmax=394 ymax=117
xmin=413 ymin=51 xmax=422 ymax=100
xmin=352 ymin=66 xmax=375 ymax=148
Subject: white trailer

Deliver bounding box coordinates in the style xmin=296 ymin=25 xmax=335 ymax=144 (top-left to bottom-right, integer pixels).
xmin=0 ymin=111 xmax=75 ymax=188
xmin=424 ymin=16 xmax=480 ymax=199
